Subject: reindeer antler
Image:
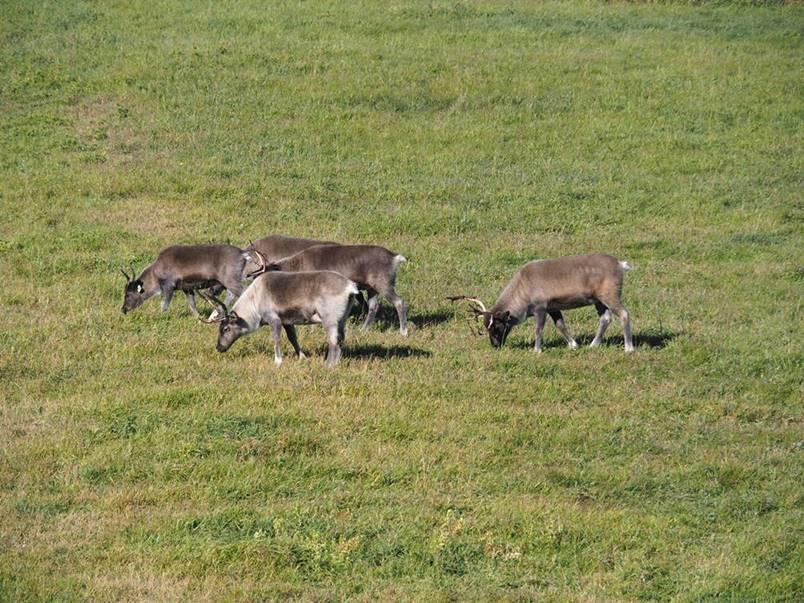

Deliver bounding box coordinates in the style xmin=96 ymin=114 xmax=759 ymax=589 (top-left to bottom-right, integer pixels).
xmin=446 ymin=295 xmax=489 ymax=336
xmin=446 ymin=295 xmax=487 ymax=315
xmin=197 ymin=291 xmax=228 ymax=323
xmin=246 ymin=248 xmax=268 ymax=278
xmin=121 ymin=264 xmax=140 ymax=283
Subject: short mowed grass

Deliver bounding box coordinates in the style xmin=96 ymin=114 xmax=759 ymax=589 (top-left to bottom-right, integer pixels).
xmin=1 ymin=1 xmax=802 ymax=600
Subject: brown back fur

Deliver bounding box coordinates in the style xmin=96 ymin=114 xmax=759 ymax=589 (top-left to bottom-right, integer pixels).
xmin=275 ymin=245 xmax=401 ymax=294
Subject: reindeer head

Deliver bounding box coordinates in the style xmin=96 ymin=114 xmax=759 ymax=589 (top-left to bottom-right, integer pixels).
xmin=447 ymin=296 xmax=517 ymax=348
xmin=197 ymin=292 xmax=249 ymax=352
xmin=120 ymin=267 xmax=145 ymax=314
xmin=484 ymin=309 xmax=517 ymax=348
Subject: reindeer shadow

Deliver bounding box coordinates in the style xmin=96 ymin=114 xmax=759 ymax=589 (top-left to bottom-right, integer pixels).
xmin=590 ymin=328 xmax=679 ymax=350
xmin=343 ymin=344 xmax=432 ymax=360
xmin=510 ymin=328 xmax=679 ymax=350
xmin=409 ymin=310 xmax=453 ymax=329
xmin=350 ymin=306 xmax=452 ymax=331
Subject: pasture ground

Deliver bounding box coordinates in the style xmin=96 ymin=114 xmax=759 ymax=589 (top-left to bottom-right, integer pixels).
xmin=1 ymin=1 xmax=802 ymax=600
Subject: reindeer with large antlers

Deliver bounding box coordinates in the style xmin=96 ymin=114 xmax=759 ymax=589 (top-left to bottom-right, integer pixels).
xmin=199 ymin=270 xmax=359 ymax=368
xmin=449 ymin=254 xmax=634 ymax=352
xmin=121 ymin=244 xmax=265 ymax=316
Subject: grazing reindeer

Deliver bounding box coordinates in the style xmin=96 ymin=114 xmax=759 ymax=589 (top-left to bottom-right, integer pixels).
xmin=201 ymin=234 xmax=336 ymax=313
xmin=245 ymin=234 xmax=337 ymax=272
xmin=121 ymin=244 xmax=264 ymax=316
xmin=266 ymin=244 xmax=409 ymax=335
xmin=199 ymin=271 xmax=358 ymax=368
xmin=238 ymin=234 xmax=367 ymax=317
xmin=449 ymin=254 xmax=634 ymax=352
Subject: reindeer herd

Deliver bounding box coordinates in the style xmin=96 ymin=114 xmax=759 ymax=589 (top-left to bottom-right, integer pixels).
xmin=121 ymin=234 xmax=635 ymax=367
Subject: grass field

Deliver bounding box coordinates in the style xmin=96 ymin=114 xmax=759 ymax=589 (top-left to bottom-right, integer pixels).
xmin=1 ymin=0 xmax=802 ymax=600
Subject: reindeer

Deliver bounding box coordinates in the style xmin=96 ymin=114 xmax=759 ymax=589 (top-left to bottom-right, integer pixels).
xmin=199 ymin=271 xmax=358 ymax=368
xmin=449 ymin=254 xmax=634 ymax=352
xmin=120 ymin=244 xmax=264 ymax=316
xmin=245 ymin=235 xmax=337 ymax=269
xmin=265 ymin=244 xmax=409 ymax=335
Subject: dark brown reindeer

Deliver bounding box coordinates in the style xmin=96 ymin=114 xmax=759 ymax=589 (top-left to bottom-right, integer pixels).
xmin=200 ymin=235 xmax=336 ymax=307
xmin=244 ymin=234 xmax=338 ymax=272
xmin=264 ymin=244 xmax=409 ymax=335
xmin=449 ymin=253 xmax=634 ymax=352
xmin=121 ymin=244 xmax=264 ymax=316
xmin=199 ymin=270 xmax=358 ymax=368
xmin=203 ymin=234 xmax=341 ymax=312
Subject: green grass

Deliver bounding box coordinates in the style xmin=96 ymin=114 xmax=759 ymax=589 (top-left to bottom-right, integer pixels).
xmin=1 ymin=0 xmax=802 ymax=600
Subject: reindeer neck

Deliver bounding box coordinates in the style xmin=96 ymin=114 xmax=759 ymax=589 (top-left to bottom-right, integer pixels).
xmin=137 ymin=266 xmax=161 ymax=296
xmin=231 ymin=287 xmax=262 ymax=332
xmin=491 ymin=277 xmax=529 ymax=323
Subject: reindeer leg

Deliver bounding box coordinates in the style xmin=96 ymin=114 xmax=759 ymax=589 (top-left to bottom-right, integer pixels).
xmin=386 ymin=289 xmax=408 ymax=336
xmin=184 ymin=291 xmax=201 ymax=318
xmin=361 ymin=292 xmax=380 ymax=331
xmin=597 ymin=298 xmax=634 ymax=352
xmin=325 ymin=323 xmax=341 ymax=368
xmin=590 ymin=302 xmax=612 ymax=348
xmin=160 ymin=282 xmax=175 ymax=312
xmin=617 ymin=306 xmax=634 ymax=352
xmin=269 ymin=317 xmax=284 ymax=366
xmin=533 ymin=309 xmax=547 ymax=353
xmin=284 ymin=324 xmax=305 ymax=359
xmin=548 ymin=310 xmax=578 ymax=349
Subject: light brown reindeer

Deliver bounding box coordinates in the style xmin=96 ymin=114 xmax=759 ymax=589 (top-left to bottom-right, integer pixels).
xmin=449 ymin=254 xmax=634 ymax=352
xmin=200 ymin=270 xmax=358 ymax=368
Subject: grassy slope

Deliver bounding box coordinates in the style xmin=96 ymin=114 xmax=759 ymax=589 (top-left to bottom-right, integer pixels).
xmin=1 ymin=1 xmax=801 ymax=600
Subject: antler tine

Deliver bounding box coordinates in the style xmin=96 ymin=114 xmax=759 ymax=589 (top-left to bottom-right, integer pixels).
xmin=197 ymin=291 xmax=228 ymax=323
xmin=120 ymin=268 xmax=131 ymax=282
xmin=446 ymin=296 xmax=488 ymax=336
xmin=247 ymin=249 xmax=268 ymax=277
xmin=446 ymin=295 xmax=487 ymax=315
xmin=468 ymin=316 xmax=485 ymax=336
